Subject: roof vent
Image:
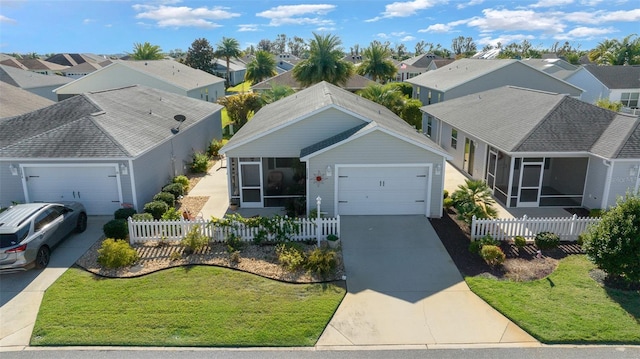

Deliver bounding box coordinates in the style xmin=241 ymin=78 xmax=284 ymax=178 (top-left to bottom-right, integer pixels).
xmin=174 ymin=114 xmax=186 ymax=122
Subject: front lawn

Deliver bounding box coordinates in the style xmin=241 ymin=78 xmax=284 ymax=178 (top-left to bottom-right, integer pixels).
xmin=466 ymin=255 xmax=640 ymax=344
xmin=31 ymin=266 xmax=345 ymax=347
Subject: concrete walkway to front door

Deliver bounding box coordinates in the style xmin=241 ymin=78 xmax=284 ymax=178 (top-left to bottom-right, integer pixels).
xmin=316 ymin=216 xmax=539 ymax=349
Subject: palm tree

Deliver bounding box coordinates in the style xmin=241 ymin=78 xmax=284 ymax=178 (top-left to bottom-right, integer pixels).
xmin=244 ymin=51 xmax=277 ymax=85
xmin=260 ymin=84 xmax=295 ymax=105
xmin=357 ymin=42 xmax=397 ymax=83
xmin=130 ymin=42 xmax=164 ymax=60
xmin=451 ymin=179 xmax=498 ymax=225
xmin=292 ymin=33 xmax=354 ymax=87
xmin=357 ymin=83 xmax=405 ymax=115
xmin=215 ymin=37 xmax=242 ymax=85
xmin=589 ymin=35 xmax=640 ymax=65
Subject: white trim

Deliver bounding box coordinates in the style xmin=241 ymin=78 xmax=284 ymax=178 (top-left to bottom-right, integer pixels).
xmin=238 ymin=160 xmax=263 ymax=208
xmin=334 ymin=163 xmax=433 ymax=217
xmin=127 ymin=159 xmax=138 ymax=211
xmin=601 ymin=159 xmax=613 ymax=209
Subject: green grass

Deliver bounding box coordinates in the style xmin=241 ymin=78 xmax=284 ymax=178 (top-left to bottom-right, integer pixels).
xmin=226 ymin=82 xmax=251 ymax=93
xmin=32 ymin=266 xmax=345 ymax=347
xmin=466 ymin=255 xmax=640 ymax=344
xmin=221 ymin=108 xmax=232 ymax=128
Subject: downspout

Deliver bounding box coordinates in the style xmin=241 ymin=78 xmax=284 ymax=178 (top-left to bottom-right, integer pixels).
xmin=601 ymin=159 xmax=612 ymax=210
xmin=128 ymin=159 xmax=139 ymax=211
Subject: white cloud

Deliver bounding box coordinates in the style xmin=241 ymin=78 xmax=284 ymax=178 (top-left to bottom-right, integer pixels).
xmin=563 ymin=9 xmax=640 ymax=24
xmin=402 ymin=35 xmax=417 ymax=41
xmin=105 ymin=24 xmax=113 ymax=28
xmin=376 ymin=33 xmax=391 ymax=39
xmin=83 ymin=18 xmax=95 ymax=25
xmin=457 ymin=0 xmax=484 ymax=9
xmin=419 ymin=23 xmax=452 ymax=33
xmin=132 ymin=4 xmax=240 ymax=28
xmin=256 ymin=4 xmax=336 ymax=26
xmin=580 ymin=0 xmax=603 ymax=5
xmin=477 ymin=34 xmax=536 ymax=46
xmin=366 ymin=0 xmax=443 ymax=22
xmin=391 ymin=31 xmax=409 ymax=37
xmin=467 ymin=9 xmax=565 ymax=33
xmin=530 ymin=0 xmax=573 ymax=8
xmin=554 ymin=26 xmax=615 ymax=40
xmin=238 ymin=24 xmax=259 ymax=32
xmin=0 ymin=15 xmax=17 ymax=24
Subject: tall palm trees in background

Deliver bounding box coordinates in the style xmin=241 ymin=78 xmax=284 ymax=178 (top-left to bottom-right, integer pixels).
xmin=244 ymin=50 xmax=277 ymax=85
xmin=293 ymin=33 xmax=354 ymax=87
xmin=357 ymin=42 xmax=397 ymax=83
xmin=589 ymin=34 xmax=640 ymax=65
xmin=216 ymin=37 xmax=242 ymax=85
xmin=130 ymin=42 xmax=164 ymax=60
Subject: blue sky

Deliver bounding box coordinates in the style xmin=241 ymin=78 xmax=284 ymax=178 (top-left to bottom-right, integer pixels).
xmin=1 ymin=0 xmax=639 ymax=55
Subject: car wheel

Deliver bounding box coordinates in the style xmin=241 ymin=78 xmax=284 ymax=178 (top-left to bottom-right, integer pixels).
xmin=75 ymin=212 xmax=87 ymax=233
xmin=35 ymin=246 xmax=51 ymax=269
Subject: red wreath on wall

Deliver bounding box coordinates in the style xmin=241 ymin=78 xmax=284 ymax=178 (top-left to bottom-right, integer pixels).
xmin=313 ymin=170 xmax=325 ymax=186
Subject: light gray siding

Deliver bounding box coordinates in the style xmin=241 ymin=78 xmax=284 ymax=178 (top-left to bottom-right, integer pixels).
xmin=225 ymin=108 xmax=365 ymax=158
xmin=27 ymin=85 xmax=60 ymax=102
xmin=565 ymin=69 xmax=608 ymax=104
xmin=0 ymin=162 xmax=26 ymax=207
xmin=306 ymin=130 xmax=445 ymax=217
xmin=582 ymin=156 xmax=609 ymax=209
xmin=187 ymin=83 xmax=225 ymax=103
xmin=605 ymin=160 xmax=640 ymax=208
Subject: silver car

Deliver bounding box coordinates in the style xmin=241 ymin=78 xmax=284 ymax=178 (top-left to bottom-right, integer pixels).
xmin=0 ymin=202 xmax=87 ymax=272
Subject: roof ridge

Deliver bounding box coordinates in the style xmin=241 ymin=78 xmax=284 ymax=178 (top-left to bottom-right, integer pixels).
xmin=85 ymin=112 xmax=133 ymax=156
xmin=513 ymin=93 xmax=567 ymax=151
xmin=602 ymin=114 xmax=640 ymax=158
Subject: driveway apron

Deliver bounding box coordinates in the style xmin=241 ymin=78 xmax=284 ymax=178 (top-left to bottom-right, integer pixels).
xmin=317 ymin=215 xmax=538 ymax=348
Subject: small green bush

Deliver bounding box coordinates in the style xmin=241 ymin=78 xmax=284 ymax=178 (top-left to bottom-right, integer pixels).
xmin=589 ymin=208 xmax=603 ymax=218
xmin=191 ymin=152 xmax=210 ymax=173
xmin=468 ymin=240 xmax=483 ymax=254
xmin=103 ymin=219 xmax=128 ymax=240
xmin=143 ymin=201 xmax=169 ymax=220
xmin=535 ymin=231 xmax=560 ymax=250
xmin=443 ymin=190 xmax=449 ymax=199
xmin=275 ymin=242 xmax=306 ymax=271
xmin=180 ymin=225 xmax=209 ymax=255
xmin=326 ymin=234 xmax=339 ymax=242
xmin=480 ymin=245 xmax=506 ymax=267
xmin=97 ymin=239 xmax=138 ymax=268
xmin=161 ymin=207 xmax=182 ymax=221
xmin=162 ymin=183 xmax=184 ymax=198
xmin=308 ymin=208 xmax=324 ymax=219
xmin=443 ymin=197 xmax=454 ymax=210
xmin=208 ymin=139 xmax=224 ymax=158
xmin=114 ymin=208 xmax=136 ymax=220
xmin=153 ymin=191 xmax=175 ymax=207
xmin=225 ymin=233 xmax=244 ymax=253
xmin=468 ymin=235 xmax=500 ymax=254
xmin=172 ymin=175 xmax=190 ymax=193
xmin=305 ymin=247 xmax=337 ymax=277
xmin=514 ymin=236 xmax=527 ymax=248
xmin=132 ymin=213 xmax=154 ymax=221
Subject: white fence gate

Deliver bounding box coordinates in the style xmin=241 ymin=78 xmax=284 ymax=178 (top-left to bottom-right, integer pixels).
xmin=128 ymin=216 xmax=340 ymax=244
xmin=471 ymin=214 xmax=600 ymax=242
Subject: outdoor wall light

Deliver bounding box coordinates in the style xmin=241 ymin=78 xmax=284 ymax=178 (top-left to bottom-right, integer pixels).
xmin=120 ymin=163 xmax=128 ymax=176
xmin=326 ymin=165 xmax=332 ymax=177
xmin=630 ymin=164 xmax=639 ymax=177
xmin=435 ymin=164 xmax=442 ymax=176
xmin=9 ymin=164 xmax=18 ymax=176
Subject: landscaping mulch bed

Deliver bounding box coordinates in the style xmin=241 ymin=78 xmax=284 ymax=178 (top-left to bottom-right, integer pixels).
xmin=430 ymin=209 xmax=585 ymax=281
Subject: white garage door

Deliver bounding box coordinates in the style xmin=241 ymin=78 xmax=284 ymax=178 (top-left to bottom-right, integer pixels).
xmin=337 ymin=166 xmax=429 ymax=215
xmin=24 ymin=165 xmax=122 ymax=215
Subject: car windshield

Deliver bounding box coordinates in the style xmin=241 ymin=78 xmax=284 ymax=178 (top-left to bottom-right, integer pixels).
xmin=0 ymin=224 xmax=29 ymax=248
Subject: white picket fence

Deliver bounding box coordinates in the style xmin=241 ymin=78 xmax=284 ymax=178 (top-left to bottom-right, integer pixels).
xmin=470 ymin=214 xmax=601 ymax=242
xmin=128 ymin=216 xmax=340 ymax=244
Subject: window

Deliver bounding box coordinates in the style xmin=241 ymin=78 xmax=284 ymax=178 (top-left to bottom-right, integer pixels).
xmin=451 ymin=128 xmax=458 ymax=149
xmin=426 ymin=116 xmax=433 ymax=137
xmin=621 ymin=92 xmax=639 ymax=108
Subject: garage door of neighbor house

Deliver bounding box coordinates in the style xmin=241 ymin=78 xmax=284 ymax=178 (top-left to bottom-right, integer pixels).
xmin=337 ymin=165 xmax=430 ymax=215
xmin=23 ymin=165 xmax=122 ymax=215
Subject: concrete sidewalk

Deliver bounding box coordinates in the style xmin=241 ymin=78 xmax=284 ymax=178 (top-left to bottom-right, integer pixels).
xmin=187 ymin=164 xmax=229 ymax=219
xmin=0 ymin=216 xmax=109 ymax=350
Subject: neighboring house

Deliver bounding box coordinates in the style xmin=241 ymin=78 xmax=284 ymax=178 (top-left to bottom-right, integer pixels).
xmin=61 ymin=60 xmax=111 ymax=79
xmin=250 ymin=71 xmax=375 ymax=93
xmin=45 ymin=53 xmax=107 ymax=67
xmin=0 ymin=85 xmax=223 ymax=214
xmin=220 ymin=81 xmax=450 ymax=217
xmin=53 ymin=60 xmax=225 ymax=102
xmin=520 ymin=58 xmax=580 ymax=81
xmin=12 ymin=59 xmax=68 ymax=76
xmin=564 ymin=64 xmax=640 ymax=115
xmin=422 ymin=86 xmax=640 ymax=210
xmin=212 ymin=58 xmax=246 ymax=86
xmin=394 ymin=53 xmax=454 ymax=82
xmin=0 ymin=82 xmax=54 ymax=118
xmin=0 ymin=55 xmax=29 ymax=70
xmin=275 ymin=53 xmax=300 ymax=73
xmin=0 ymin=64 xmax=73 ymax=101
xmin=406 ymin=58 xmax=583 ymax=108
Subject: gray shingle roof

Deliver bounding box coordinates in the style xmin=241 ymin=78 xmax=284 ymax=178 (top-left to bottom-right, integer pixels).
xmin=423 ymin=86 xmax=640 ymax=159
xmin=584 ymin=65 xmax=640 ymax=89
xmin=0 ymin=65 xmax=73 ymax=89
xmin=0 ymin=85 xmax=222 ymax=158
xmin=406 ymin=59 xmax=517 ymax=91
xmin=520 ymin=58 xmax=580 ymax=80
xmin=300 ymin=123 xmax=369 ymax=158
xmin=250 ymin=71 xmax=375 ymax=91
xmin=0 ymin=82 xmax=55 ymax=118
xmin=113 ymin=60 xmax=225 ymax=89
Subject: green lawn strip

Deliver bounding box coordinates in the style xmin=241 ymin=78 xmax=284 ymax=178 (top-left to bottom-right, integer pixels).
xmin=466 ymin=255 xmax=640 ymax=344
xmin=32 ymin=266 xmax=345 ymax=347
xmin=221 ymin=108 xmax=231 ymax=128
xmin=226 ymin=82 xmax=251 ymax=93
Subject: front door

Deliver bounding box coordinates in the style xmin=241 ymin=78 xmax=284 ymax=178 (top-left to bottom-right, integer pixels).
xmin=239 ymin=162 xmax=263 ymax=208
xmin=463 ymin=138 xmax=475 ymax=176
xmin=517 ymin=161 xmax=543 ymax=207
xmin=485 ymin=149 xmax=498 ymax=191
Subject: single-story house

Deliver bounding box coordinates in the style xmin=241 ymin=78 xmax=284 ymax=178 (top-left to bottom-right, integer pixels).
xmin=394 ymin=53 xmax=454 ymax=82
xmin=212 ymin=58 xmax=246 ymax=86
xmin=54 ymin=60 xmax=226 ymax=103
xmin=220 ymin=81 xmax=451 ymax=217
xmin=250 ymin=71 xmax=375 ymax=93
xmin=0 ymin=64 xmax=73 ymax=102
xmin=406 ymin=58 xmax=583 ymax=107
xmin=520 ymin=58 xmax=580 ymax=81
xmin=0 ymin=85 xmax=223 ymax=214
xmin=45 ymin=53 xmax=107 ymax=67
xmin=564 ymin=64 xmax=640 ymax=115
xmin=422 ymin=86 xmax=640 ymax=210
xmin=0 ymin=82 xmax=54 ymax=118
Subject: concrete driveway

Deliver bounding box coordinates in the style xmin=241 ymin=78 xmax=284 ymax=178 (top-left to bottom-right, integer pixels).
xmin=0 ymin=216 xmax=109 ymax=349
xmin=317 ymin=216 xmax=538 ymax=348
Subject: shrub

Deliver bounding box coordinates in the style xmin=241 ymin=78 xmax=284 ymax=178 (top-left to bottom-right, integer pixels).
xmin=443 ymin=197 xmax=454 ymax=210
xmin=172 ymin=175 xmax=190 ymax=193
xmin=480 ymin=245 xmax=506 ymax=267
xmin=513 ymin=236 xmax=527 ymax=249
xmin=589 ymin=208 xmax=603 ymax=218
xmin=162 ymin=183 xmax=184 ymax=198
xmin=308 ymin=208 xmax=324 ymax=219
xmin=468 ymin=235 xmax=500 ymax=254
xmin=451 ymin=179 xmax=498 ymax=225
xmin=191 ymin=152 xmax=210 ymax=173
xmin=143 ymin=201 xmax=169 ymax=220
xmin=535 ymin=232 xmax=560 ymax=250
xmin=132 ymin=213 xmax=154 ymax=221
xmin=208 ymin=139 xmax=224 ymax=158
xmin=169 ymin=251 xmax=182 ymax=261
xmin=97 ymin=239 xmax=138 ymax=268
xmin=114 ymin=208 xmax=136 ymax=220
xmin=326 ymin=234 xmax=339 ymax=242
xmin=443 ymin=190 xmax=449 ymax=199
xmin=153 ymin=191 xmax=175 ymax=207
xmin=180 ymin=225 xmax=209 ymax=255
xmin=225 ymin=233 xmax=244 ymax=253
xmin=275 ymin=242 xmax=306 ymax=271
xmin=229 ymin=250 xmax=241 ymax=264
xmin=103 ymin=219 xmax=128 ymax=240
xmin=305 ymin=247 xmax=338 ymax=277
xmin=583 ymin=191 xmax=640 ymax=284
xmin=161 ymin=207 xmax=182 ymax=221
